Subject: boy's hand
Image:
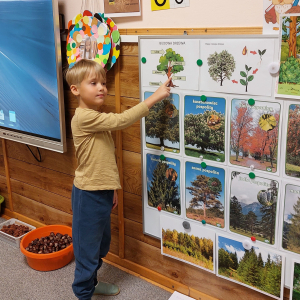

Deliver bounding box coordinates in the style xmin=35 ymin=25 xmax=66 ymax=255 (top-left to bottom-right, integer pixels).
xmin=112 ymin=190 xmax=118 ymax=210
xmin=154 ymin=77 xmax=172 ymax=100
xmin=144 ymin=77 xmax=172 ymax=109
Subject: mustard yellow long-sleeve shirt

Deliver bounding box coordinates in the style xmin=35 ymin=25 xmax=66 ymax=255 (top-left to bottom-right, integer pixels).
xmin=71 ymin=102 xmax=149 ymax=191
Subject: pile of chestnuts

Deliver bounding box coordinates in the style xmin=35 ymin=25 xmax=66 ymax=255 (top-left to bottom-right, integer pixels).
xmin=25 ymin=232 xmax=72 ymax=254
xmin=1 ymin=224 xmax=31 ymax=237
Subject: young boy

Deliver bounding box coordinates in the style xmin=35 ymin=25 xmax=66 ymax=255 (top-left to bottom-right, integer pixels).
xmin=65 ymin=59 xmax=171 ymax=300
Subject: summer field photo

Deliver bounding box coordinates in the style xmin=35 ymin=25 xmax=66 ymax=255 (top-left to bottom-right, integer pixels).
xmin=185 ymin=161 xmax=225 ymax=228
xmin=218 ymin=235 xmax=283 ymax=299
xmin=230 ymin=99 xmax=280 ymax=173
xmin=161 ymin=215 xmax=215 ymax=272
xmin=282 ymin=184 xmax=300 ymax=255
xmin=230 ymin=172 xmax=278 ymax=244
xmin=145 ymin=92 xmax=180 ymax=153
xmin=146 ymin=153 xmax=181 ymax=214
xmin=184 ymin=96 xmax=225 ymax=162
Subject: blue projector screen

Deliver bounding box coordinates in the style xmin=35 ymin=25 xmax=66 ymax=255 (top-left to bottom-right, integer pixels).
xmin=0 ymin=0 xmax=62 ymax=142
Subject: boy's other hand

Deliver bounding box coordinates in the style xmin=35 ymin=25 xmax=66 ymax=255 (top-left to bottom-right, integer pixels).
xmin=112 ymin=190 xmax=118 ymax=210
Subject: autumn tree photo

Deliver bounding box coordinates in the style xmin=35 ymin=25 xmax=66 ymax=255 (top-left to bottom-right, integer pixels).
xmin=157 ymin=48 xmax=184 ymax=88
xmin=145 ymin=99 xmax=179 ymax=149
xmin=207 ymin=50 xmax=236 ymax=86
xmin=230 ymin=103 xmax=253 ymax=162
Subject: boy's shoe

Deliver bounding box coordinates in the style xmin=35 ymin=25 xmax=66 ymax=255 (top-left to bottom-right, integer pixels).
xmin=93 ymin=281 xmax=120 ymax=296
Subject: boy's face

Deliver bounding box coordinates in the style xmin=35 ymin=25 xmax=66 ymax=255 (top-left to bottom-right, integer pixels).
xmin=71 ymin=71 xmax=107 ymax=110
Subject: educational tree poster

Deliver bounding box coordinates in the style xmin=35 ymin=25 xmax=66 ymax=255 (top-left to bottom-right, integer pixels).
xmin=282 ymin=184 xmax=300 ymax=255
xmin=140 ymin=39 xmax=200 ymax=90
xmin=184 ymin=96 xmax=225 ymax=162
xmin=230 ymin=99 xmax=281 ymax=173
xmin=161 ymin=215 xmax=215 ymax=273
xmin=218 ymin=235 xmax=284 ymax=299
xmin=286 ymin=104 xmax=300 ymax=177
xmin=185 ymin=161 xmax=225 ymax=228
xmin=277 ymin=14 xmax=300 ymax=98
xmin=145 ymin=92 xmax=180 ymax=153
xmin=291 ymin=261 xmax=300 ymax=300
xmin=230 ymin=172 xmax=279 ymax=245
xmin=200 ymin=39 xmax=275 ymax=96
xmin=263 ymin=0 xmax=300 ymax=35
xmin=146 ymin=153 xmax=181 ymax=214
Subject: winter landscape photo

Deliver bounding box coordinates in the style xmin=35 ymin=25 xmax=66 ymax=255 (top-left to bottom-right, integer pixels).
xmin=146 ymin=153 xmax=181 ymax=214
xmin=230 ymin=99 xmax=280 ymax=173
xmin=185 ymin=161 xmax=225 ymax=228
xmin=230 ymin=172 xmax=278 ymax=244
xmin=282 ymin=184 xmax=300 ymax=255
xmin=184 ymin=95 xmax=226 ymax=162
xmin=218 ymin=235 xmax=283 ymax=299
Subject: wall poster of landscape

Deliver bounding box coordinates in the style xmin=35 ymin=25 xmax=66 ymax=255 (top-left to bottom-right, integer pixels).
xmin=230 ymin=99 xmax=281 ymax=173
xmin=285 ymin=104 xmax=300 ymax=178
xmin=161 ymin=215 xmax=215 ymax=273
xmin=144 ymin=92 xmax=180 ymax=153
xmin=282 ymin=184 xmax=300 ymax=255
xmin=290 ymin=260 xmax=300 ymax=300
xmin=185 ymin=161 xmax=225 ymax=228
xmin=146 ymin=153 xmax=181 ymax=215
xmin=217 ymin=235 xmax=284 ymax=299
xmin=230 ymin=171 xmax=279 ymax=245
xmin=184 ymin=95 xmax=226 ymax=162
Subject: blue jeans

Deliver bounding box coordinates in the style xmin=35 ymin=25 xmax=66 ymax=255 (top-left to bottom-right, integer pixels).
xmin=71 ymin=185 xmax=114 ymax=300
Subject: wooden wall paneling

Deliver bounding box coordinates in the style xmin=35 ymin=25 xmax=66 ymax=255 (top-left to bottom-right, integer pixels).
xmin=12 ymin=193 xmax=72 ymax=226
xmin=10 ymin=179 xmax=72 ymax=214
xmin=5 ymin=139 xmax=77 ymax=176
xmin=2 ymin=139 xmax=13 ymax=211
xmin=124 ymin=191 xmax=142 ymax=223
xmin=123 ymin=150 xmax=142 ymax=196
xmin=120 ymin=27 xmax=262 ymax=36
xmin=120 ymin=43 xmax=139 ymax=56
xmin=8 ymin=158 xmax=73 ymax=199
xmin=114 ymin=58 xmax=125 ymax=259
xmin=0 ymin=175 xmax=10 ymax=210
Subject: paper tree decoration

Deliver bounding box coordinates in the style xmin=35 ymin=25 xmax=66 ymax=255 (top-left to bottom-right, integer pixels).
xmin=67 ymin=10 xmax=120 ymax=70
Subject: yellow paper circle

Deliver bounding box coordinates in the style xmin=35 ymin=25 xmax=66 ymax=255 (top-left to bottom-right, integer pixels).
xmin=76 ymin=34 xmax=82 ymax=43
xmin=83 ymin=16 xmax=89 ymax=24
xmin=75 ymin=14 xmax=83 ymax=24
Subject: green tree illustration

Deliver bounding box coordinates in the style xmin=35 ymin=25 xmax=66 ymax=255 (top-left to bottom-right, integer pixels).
xmin=157 ymin=48 xmax=184 ymax=88
xmin=148 ymin=161 xmax=180 ymax=213
xmin=260 ymin=203 xmax=276 ymax=244
xmin=145 ymin=99 xmax=179 ymax=147
xmin=240 ymin=65 xmax=254 ymax=92
xmin=287 ymin=197 xmax=300 ymax=252
xmin=187 ymin=175 xmax=223 ymax=220
xmin=207 ymin=50 xmax=236 ymax=86
xmin=230 ymin=196 xmax=243 ymax=230
xmin=245 ymin=211 xmax=258 ymax=235
xmin=185 ymin=110 xmax=225 ymax=152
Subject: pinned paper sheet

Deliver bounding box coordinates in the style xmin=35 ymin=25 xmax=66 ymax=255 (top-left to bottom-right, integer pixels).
xmin=151 ymin=0 xmax=170 ymax=11
xmin=168 ymin=291 xmax=194 ymax=300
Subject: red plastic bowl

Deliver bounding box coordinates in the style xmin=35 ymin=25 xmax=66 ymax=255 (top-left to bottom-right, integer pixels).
xmin=20 ymin=225 xmax=74 ymax=271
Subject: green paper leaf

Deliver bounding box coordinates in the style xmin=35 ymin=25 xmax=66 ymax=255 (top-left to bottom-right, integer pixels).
xmin=240 ymin=79 xmax=247 ymax=86
xmin=240 ymin=71 xmax=247 ymax=77
xmin=248 ymin=75 xmax=254 ymax=82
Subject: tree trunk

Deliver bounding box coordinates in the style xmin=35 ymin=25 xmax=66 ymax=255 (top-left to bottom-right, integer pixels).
xmin=245 ymin=84 xmax=248 ymax=92
xmin=289 ymin=16 xmax=297 ymax=58
xmin=160 ymin=137 xmax=164 ymax=147
xmin=235 ymin=151 xmax=239 ymax=161
xmin=203 ymin=201 xmax=206 ymax=219
xmin=220 ymin=75 xmax=223 ymax=86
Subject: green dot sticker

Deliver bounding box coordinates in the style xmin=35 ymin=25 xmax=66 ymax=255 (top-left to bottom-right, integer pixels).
xmin=248 ymin=98 xmax=255 ymax=106
xmin=197 ymin=59 xmax=203 ymax=66
xmin=249 ymin=172 xmax=255 ymax=179
xmin=141 ymin=57 xmax=146 ymax=64
xmin=201 ymin=162 xmax=207 ymax=168
xmin=160 ymin=155 xmax=165 ymax=160
xmin=201 ymin=95 xmax=207 ymax=102
xmin=202 ymin=220 xmax=206 ymax=225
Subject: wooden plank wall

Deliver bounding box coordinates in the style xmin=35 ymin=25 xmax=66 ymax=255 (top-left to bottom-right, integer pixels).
xmin=0 ymin=28 xmax=290 ymax=300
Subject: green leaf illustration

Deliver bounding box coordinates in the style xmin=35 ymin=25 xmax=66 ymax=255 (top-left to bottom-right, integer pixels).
xmin=258 ymin=50 xmax=262 ymax=55
xmin=240 ymin=79 xmax=247 ymax=86
xmin=262 ymin=49 xmax=266 ymax=55
xmin=248 ymin=67 xmax=252 ymax=71
xmin=240 ymin=71 xmax=247 ymax=77
xmin=248 ymin=75 xmax=254 ymax=82
xmin=245 ymin=65 xmax=249 ymax=71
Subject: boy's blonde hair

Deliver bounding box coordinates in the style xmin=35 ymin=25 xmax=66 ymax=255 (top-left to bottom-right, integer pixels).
xmin=65 ymin=59 xmax=106 ymax=87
